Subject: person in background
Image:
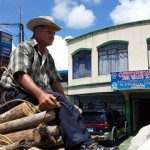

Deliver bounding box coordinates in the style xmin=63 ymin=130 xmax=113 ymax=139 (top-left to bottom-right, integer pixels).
xmin=0 ymin=16 xmax=119 ymax=150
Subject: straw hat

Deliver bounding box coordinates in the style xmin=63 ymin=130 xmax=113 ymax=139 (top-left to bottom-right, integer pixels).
xmin=26 ymin=16 xmax=61 ymax=31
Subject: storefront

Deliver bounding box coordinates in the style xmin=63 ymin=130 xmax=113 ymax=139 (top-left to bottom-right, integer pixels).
xmin=130 ymin=93 xmax=150 ymax=134
xmin=74 ymin=92 xmax=125 ymax=115
xmin=111 ymin=70 xmax=150 ymax=135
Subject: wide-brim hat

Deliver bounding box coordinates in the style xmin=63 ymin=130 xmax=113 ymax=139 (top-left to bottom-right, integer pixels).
xmin=26 ymin=16 xmax=61 ymax=31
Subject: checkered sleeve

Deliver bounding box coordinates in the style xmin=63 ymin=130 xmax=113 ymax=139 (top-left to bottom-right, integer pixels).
xmin=10 ymin=43 xmax=33 ymax=76
xmin=47 ymin=54 xmax=62 ymax=83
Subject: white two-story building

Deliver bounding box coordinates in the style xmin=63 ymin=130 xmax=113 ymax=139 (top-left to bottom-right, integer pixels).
xmin=67 ymin=19 xmax=150 ymax=135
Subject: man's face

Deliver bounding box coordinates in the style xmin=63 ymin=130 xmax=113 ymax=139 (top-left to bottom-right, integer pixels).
xmin=36 ymin=25 xmax=56 ymax=46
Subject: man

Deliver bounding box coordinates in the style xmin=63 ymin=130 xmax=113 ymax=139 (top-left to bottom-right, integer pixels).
xmin=0 ymin=16 xmax=119 ymax=150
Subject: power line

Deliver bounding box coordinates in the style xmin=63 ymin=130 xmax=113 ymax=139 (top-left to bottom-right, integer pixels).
xmin=0 ymin=23 xmax=24 ymax=43
xmin=0 ymin=26 xmax=18 ymax=37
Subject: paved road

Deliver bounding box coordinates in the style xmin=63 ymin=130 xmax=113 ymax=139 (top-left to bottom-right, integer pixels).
xmin=119 ymin=136 xmax=133 ymax=150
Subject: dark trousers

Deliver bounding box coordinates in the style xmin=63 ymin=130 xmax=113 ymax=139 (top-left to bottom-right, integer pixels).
xmin=0 ymin=87 xmax=94 ymax=149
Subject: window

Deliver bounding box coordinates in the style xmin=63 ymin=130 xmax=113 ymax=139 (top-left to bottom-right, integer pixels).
xmin=98 ymin=42 xmax=128 ymax=75
xmin=147 ymin=41 xmax=150 ymax=69
xmin=73 ymin=50 xmax=91 ymax=79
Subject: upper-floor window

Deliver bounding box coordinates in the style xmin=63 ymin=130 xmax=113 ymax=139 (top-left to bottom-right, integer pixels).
xmin=98 ymin=42 xmax=128 ymax=75
xmin=147 ymin=40 xmax=150 ymax=69
xmin=73 ymin=50 xmax=91 ymax=79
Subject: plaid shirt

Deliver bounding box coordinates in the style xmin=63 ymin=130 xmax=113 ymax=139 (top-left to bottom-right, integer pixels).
xmin=1 ymin=38 xmax=61 ymax=89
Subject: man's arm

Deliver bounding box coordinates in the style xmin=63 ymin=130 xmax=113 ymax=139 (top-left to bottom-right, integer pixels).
xmin=50 ymin=82 xmax=66 ymax=97
xmin=15 ymin=71 xmax=59 ymax=110
xmin=16 ymin=71 xmax=82 ymax=113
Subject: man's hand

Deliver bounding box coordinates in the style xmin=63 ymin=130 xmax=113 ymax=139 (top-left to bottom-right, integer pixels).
xmin=38 ymin=91 xmax=60 ymax=111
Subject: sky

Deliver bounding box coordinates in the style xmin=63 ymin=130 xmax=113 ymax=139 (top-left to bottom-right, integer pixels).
xmin=0 ymin=0 xmax=150 ymax=70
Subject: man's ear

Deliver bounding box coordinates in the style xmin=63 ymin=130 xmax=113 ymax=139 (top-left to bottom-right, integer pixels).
xmin=35 ymin=28 xmax=40 ymax=35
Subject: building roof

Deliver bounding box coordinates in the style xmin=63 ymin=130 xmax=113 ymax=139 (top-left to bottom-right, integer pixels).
xmin=67 ymin=19 xmax=150 ymax=45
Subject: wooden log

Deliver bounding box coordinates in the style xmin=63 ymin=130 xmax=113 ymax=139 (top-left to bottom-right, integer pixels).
xmin=33 ymin=124 xmax=60 ymax=144
xmin=36 ymin=136 xmax=64 ymax=149
xmin=27 ymin=147 xmax=42 ymax=150
xmin=0 ymin=136 xmax=63 ymax=150
xmin=36 ymin=124 xmax=59 ymax=136
xmin=5 ymin=129 xmax=40 ymax=143
xmin=4 ymin=125 xmax=59 ymax=143
xmin=47 ymin=135 xmax=57 ymax=144
xmin=0 ymin=139 xmax=36 ymax=150
xmin=0 ymin=110 xmax=56 ymax=134
xmin=0 ymin=141 xmax=20 ymax=150
xmin=46 ymin=126 xmax=59 ymax=136
xmin=19 ymin=139 xmax=36 ymax=149
xmin=0 ymin=102 xmax=38 ymax=123
xmin=45 ymin=126 xmax=60 ymax=144
xmin=0 ymin=135 xmax=63 ymax=150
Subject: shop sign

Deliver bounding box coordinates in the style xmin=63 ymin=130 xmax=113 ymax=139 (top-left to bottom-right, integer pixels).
xmin=111 ymin=70 xmax=150 ymax=90
xmin=0 ymin=31 xmax=12 ymax=58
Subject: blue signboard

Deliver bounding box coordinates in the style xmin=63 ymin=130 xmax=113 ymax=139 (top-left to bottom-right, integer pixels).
xmin=0 ymin=31 xmax=12 ymax=58
xmin=111 ymin=70 xmax=150 ymax=90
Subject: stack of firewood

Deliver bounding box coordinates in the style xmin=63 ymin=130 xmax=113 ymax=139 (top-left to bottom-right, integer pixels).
xmin=0 ymin=102 xmax=64 ymax=150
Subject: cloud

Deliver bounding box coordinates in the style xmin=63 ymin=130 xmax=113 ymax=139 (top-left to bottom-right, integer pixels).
xmin=67 ymin=5 xmax=95 ymax=29
xmin=82 ymin=0 xmax=102 ymax=4
xmin=48 ymin=35 xmax=70 ymax=70
xmin=52 ymin=0 xmax=96 ymax=29
xmin=110 ymin=0 xmax=150 ymax=25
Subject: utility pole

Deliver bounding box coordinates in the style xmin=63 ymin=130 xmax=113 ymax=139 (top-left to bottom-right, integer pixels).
xmin=18 ymin=23 xmax=24 ymax=43
xmin=18 ymin=6 xmax=24 ymax=43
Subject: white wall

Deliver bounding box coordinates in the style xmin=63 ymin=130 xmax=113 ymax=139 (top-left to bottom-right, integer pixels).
xmin=68 ymin=21 xmax=150 ymax=95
